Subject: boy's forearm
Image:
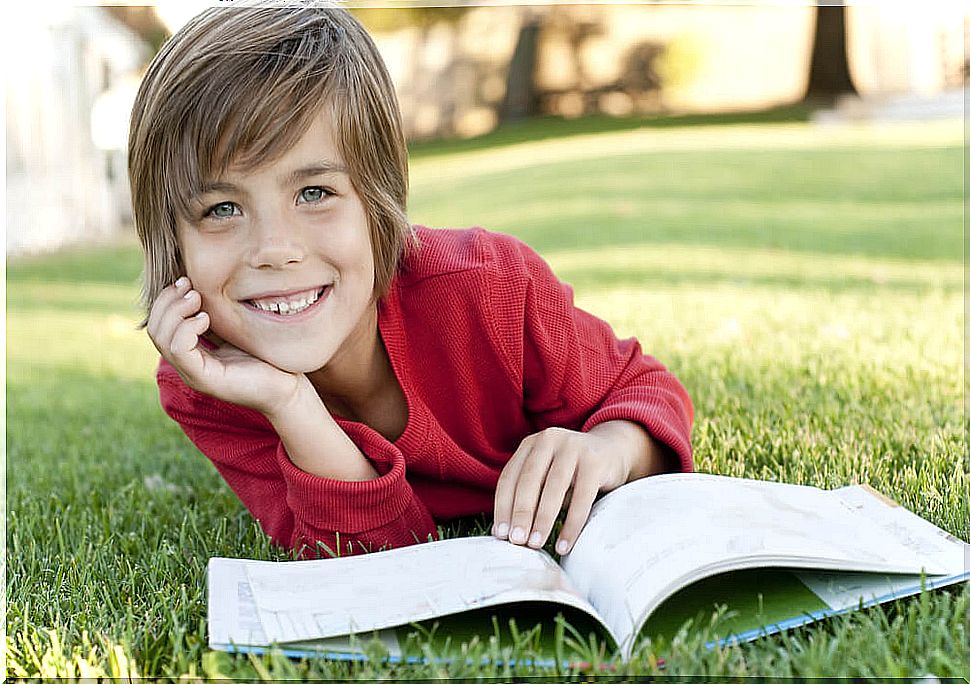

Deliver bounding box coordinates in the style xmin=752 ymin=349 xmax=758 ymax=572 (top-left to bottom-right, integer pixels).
xmin=588 ymin=419 xmax=677 ymax=482
xmin=264 ymin=377 xmax=379 ymax=482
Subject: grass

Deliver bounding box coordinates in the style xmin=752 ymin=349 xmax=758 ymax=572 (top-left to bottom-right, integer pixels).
xmin=6 ymin=114 xmax=967 ymax=679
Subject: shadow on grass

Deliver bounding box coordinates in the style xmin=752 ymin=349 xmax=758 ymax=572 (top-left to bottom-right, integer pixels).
xmin=409 ymin=104 xmax=813 ymax=160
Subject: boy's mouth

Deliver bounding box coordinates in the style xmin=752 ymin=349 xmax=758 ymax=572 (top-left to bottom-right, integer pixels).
xmin=243 ymin=286 xmax=329 ymax=317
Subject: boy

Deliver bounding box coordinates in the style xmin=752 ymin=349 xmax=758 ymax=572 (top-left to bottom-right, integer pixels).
xmin=129 ymin=2 xmax=694 ymax=559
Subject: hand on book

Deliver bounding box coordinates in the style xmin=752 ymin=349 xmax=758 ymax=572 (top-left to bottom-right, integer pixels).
xmin=492 ymin=426 xmax=630 ymax=556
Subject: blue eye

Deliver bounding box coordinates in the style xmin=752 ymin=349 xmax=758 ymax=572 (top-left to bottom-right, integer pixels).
xmin=298 ymin=186 xmax=330 ymax=204
xmin=206 ymin=202 xmax=240 ymax=219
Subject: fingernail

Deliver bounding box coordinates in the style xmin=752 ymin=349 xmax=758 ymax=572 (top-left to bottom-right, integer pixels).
xmin=495 ymin=522 xmax=508 ymax=538
xmin=184 ymin=289 xmax=195 ymax=299
xmin=509 ymin=526 xmax=526 ymax=544
xmin=556 ymin=539 xmax=570 ymax=554
xmin=528 ymin=531 xmax=543 ymax=547
xmin=175 ymin=277 xmax=188 ymax=289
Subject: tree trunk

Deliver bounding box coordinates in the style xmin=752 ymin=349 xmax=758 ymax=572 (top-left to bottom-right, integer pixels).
xmin=500 ymin=18 xmax=541 ymax=121
xmin=804 ymin=4 xmax=858 ymax=104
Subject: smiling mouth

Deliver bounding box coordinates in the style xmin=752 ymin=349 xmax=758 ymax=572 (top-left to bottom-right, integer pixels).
xmin=244 ymin=286 xmax=329 ymax=316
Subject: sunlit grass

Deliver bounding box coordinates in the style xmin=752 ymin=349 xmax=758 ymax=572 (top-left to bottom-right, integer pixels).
xmin=409 ymin=121 xmax=962 ymax=262
xmin=410 ymin=119 xmax=962 ymax=181
xmin=6 ymin=116 xmax=966 ymax=678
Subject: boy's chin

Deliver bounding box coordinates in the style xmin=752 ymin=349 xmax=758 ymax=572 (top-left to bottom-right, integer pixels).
xmin=267 ymin=356 xmax=331 ymax=375
xmin=230 ymin=343 xmax=329 ymax=375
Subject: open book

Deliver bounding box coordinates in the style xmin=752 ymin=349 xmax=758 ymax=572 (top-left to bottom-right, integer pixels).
xmin=208 ymin=473 xmax=968 ymax=663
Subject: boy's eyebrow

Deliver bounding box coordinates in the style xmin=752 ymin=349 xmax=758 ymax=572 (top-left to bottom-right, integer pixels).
xmin=192 ymin=161 xmax=350 ymax=200
xmin=281 ymin=161 xmax=349 ymax=186
xmin=194 ymin=181 xmax=238 ymax=199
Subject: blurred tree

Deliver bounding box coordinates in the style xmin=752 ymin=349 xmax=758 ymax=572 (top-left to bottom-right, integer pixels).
xmin=351 ymin=7 xmax=467 ymax=33
xmin=103 ymin=6 xmax=169 ymax=55
xmin=358 ymin=5 xmax=553 ymax=124
xmin=803 ymin=3 xmax=858 ymax=103
xmin=500 ymin=16 xmax=542 ymax=121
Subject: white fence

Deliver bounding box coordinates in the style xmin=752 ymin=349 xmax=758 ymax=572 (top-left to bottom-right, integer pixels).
xmin=5 ymin=8 xmax=147 ymax=256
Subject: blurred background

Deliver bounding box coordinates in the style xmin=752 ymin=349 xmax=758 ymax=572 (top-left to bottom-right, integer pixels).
xmin=5 ymin=1 xmax=967 ymax=256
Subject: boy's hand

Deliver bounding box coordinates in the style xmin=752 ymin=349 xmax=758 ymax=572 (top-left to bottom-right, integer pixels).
xmin=147 ymin=277 xmax=305 ymax=416
xmin=491 ymin=426 xmax=633 ymax=557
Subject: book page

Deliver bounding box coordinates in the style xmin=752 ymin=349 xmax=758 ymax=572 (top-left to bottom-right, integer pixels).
xmin=792 ymin=484 xmax=969 ymax=611
xmin=560 ymin=473 xmax=953 ymax=656
xmin=241 ymin=536 xmax=610 ymax=644
xmin=832 ymin=485 xmax=968 ymax=576
xmin=208 ymin=557 xmax=270 ymax=650
xmin=208 ymin=557 xmax=403 ymax=657
xmin=794 ymin=570 xmax=949 ymax=612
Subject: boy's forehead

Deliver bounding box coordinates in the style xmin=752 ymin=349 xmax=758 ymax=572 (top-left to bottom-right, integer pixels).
xmin=225 ymin=158 xmax=349 ymax=183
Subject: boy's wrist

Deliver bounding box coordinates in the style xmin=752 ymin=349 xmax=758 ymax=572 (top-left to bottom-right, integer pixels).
xmin=262 ymin=374 xmax=320 ymax=425
xmin=628 ymin=428 xmax=676 ymax=481
xmin=590 ymin=420 xmax=673 ymax=484
xmin=263 ymin=375 xmax=379 ymax=482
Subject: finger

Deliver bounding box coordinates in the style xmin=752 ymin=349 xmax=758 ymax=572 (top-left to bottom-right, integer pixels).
xmin=151 ymin=288 xmax=204 ymax=356
xmin=147 ymin=280 xmax=196 ymax=349
xmin=507 ymin=443 xmax=555 ymax=546
xmin=146 ymin=277 xmax=191 ymax=337
xmin=169 ymin=311 xmax=211 ymax=384
xmin=492 ymin=442 xmax=530 ymax=540
xmin=171 ymin=310 xmax=209 ymax=355
xmin=527 ymin=449 xmax=578 ymax=549
xmin=555 ymin=476 xmax=599 ymax=556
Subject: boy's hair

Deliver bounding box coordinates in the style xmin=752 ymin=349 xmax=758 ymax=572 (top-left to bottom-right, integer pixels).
xmin=128 ymin=2 xmax=414 ymax=326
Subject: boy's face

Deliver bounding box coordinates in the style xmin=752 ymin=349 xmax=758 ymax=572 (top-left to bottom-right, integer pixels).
xmin=176 ymin=108 xmax=376 ymax=374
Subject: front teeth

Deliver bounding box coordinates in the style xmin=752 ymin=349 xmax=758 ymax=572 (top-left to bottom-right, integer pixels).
xmin=251 ymin=288 xmax=323 ymax=315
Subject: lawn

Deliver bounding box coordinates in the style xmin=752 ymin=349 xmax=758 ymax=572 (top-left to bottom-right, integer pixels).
xmin=6 ymin=115 xmax=967 ymax=679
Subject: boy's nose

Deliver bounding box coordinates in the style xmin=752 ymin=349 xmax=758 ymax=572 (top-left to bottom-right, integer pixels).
xmin=250 ymin=231 xmax=306 ymax=269
xmin=247 ymin=211 xmax=308 ymax=268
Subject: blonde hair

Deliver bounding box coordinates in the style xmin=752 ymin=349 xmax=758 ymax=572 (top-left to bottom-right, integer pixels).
xmin=128 ymin=2 xmax=415 ymax=327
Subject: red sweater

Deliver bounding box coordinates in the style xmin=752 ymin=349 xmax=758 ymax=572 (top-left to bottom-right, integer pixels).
xmin=158 ymin=227 xmax=694 ymax=556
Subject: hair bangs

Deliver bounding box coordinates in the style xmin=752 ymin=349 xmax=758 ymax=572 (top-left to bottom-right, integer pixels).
xmin=212 ymin=87 xmax=332 ymax=178
xmin=173 ymin=55 xmax=336 ymax=219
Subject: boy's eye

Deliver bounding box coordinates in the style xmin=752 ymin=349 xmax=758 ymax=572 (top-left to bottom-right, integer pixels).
xmin=206 ymin=201 xmax=240 ymax=219
xmin=298 ymin=186 xmax=330 ymax=204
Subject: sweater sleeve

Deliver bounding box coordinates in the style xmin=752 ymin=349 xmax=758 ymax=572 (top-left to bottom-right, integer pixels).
xmin=157 ymin=363 xmax=437 ymax=557
xmin=489 ymin=233 xmax=694 ymax=472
